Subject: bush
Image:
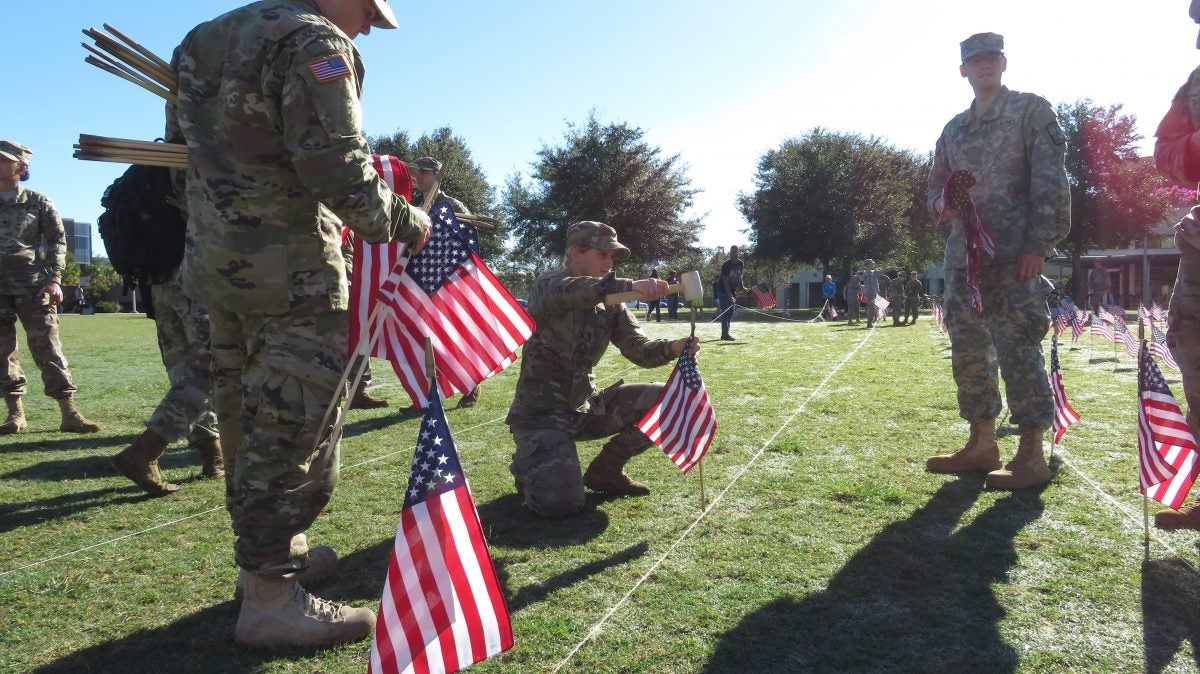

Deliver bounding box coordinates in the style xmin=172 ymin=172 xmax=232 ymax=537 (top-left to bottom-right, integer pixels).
xmin=93 ymin=301 xmax=119 ymax=314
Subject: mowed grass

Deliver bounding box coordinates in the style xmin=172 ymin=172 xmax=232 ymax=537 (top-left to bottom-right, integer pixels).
xmin=2 ymin=310 xmax=1200 ymax=673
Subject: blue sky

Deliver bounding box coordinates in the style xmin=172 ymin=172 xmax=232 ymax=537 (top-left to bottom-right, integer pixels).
xmin=6 ymin=1 xmax=1198 ymax=258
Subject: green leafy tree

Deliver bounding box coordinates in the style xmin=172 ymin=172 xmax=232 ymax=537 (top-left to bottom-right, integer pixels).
xmin=738 ymin=129 xmax=934 ymax=283
xmin=367 ymin=126 xmax=504 ymax=259
xmin=80 ymin=258 xmax=120 ymax=305
xmin=503 ymin=112 xmax=703 ymax=266
xmin=1057 ymin=100 xmax=1176 ymax=301
xmin=62 ymin=251 xmax=81 ymax=287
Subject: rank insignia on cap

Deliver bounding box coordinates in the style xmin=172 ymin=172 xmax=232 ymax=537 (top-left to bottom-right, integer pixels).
xmin=309 ymin=54 xmax=352 ymax=84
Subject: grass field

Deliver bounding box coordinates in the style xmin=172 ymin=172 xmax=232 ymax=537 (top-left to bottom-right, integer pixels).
xmin=3 ymin=310 xmax=1200 ymax=673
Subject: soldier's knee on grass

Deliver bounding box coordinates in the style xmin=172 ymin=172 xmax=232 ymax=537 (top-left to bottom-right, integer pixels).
xmin=524 ymin=476 xmax=585 ymax=518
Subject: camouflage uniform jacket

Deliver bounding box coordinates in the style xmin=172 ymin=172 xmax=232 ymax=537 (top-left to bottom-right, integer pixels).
xmin=928 ymin=86 xmax=1071 ymax=270
xmin=169 ymin=0 xmax=425 ymax=315
xmin=1154 ymin=65 xmax=1200 ymax=259
xmin=862 ymin=269 xmax=882 ymax=295
xmin=0 ymin=186 xmax=65 ymax=294
xmin=506 ymin=269 xmax=678 ymax=432
xmin=887 ymin=276 xmax=905 ymax=304
xmin=905 ymin=278 xmax=924 ymax=303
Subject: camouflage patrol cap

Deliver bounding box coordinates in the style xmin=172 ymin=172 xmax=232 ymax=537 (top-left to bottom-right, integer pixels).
xmin=368 ymin=0 xmax=399 ymax=29
xmin=413 ymin=156 xmax=442 ymax=172
xmin=566 ymin=221 xmax=630 ymax=260
xmin=0 ymin=140 xmax=32 ymax=165
xmin=960 ymin=32 xmax=1004 ymax=63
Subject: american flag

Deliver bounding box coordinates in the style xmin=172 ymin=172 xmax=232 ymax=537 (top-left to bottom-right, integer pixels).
xmin=1107 ymin=305 xmax=1127 ymax=327
xmin=1049 ymin=336 xmax=1080 ymax=443
xmin=1152 ymin=302 xmax=1166 ymax=322
xmin=1138 ymin=347 xmax=1200 ymax=509
xmin=1139 ymin=303 xmax=1152 ymax=324
xmin=635 ymin=338 xmax=716 ymax=474
xmin=751 ymin=283 xmax=776 ymax=309
xmin=369 ymin=383 xmax=513 ymax=674
xmin=1150 ymin=324 xmax=1180 ymax=370
xmin=1097 ymin=306 xmax=1116 ymax=324
xmin=1090 ymin=320 xmax=1116 ymax=342
xmin=378 ymin=204 xmax=535 ymax=406
xmin=932 ymin=302 xmax=946 ymax=332
xmin=349 ymin=155 xmax=413 ymax=359
xmin=1113 ymin=321 xmax=1140 ymax=359
xmin=1053 ymin=308 xmax=1069 ymax=336
xmin=829 ymin=303 xmax=839 ymax=319
xmin=873 ymin=295 xmax=889 ymax=321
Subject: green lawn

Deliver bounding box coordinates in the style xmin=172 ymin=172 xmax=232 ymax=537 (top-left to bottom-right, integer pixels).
xmin=2 ymin=312 xmax=1199 ymax=673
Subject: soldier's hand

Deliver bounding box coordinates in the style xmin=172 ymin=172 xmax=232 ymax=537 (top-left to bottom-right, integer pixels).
xmin=1016 ymin=253 xmax=1044 ymax=282
xmin=407 ymin=210 xmax=433 ymax=255
xmin=37 ymin=282 xmax=63 ymax=307
xmin=633 ymin=278 xmax=669 ymax=300
xmin=670 ymin=337 xmax=700 ymax=357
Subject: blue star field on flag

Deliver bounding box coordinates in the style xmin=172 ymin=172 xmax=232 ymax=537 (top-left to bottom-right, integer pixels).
xmin=404 ymin=206 xmax=473 ymax=296
xmin=403 ymin=389 xmax=465 ymax=509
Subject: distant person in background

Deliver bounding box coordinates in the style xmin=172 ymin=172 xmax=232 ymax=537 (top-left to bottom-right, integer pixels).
xmin=665 ymin=269 xmax=680 ymax=319
xmin=845 ymin=271 xmax=863 ymax=325
xmin=888 ymin=268 xmax=907 ymax=326
xmin=645 ymin=268 xmax=662 ymax=322
xmin=905 ymin=271 xmax=924 ymax=325
xmin=862 ymin=259 xmax=883 ymax=328
xmin=717 ymin=246 xmax=747 ymax=340
xmin=0 ymin=140 xmax=101 ymax=435
xmin=1149 ymin=1 xmax=1200 ymax=531
xmin=821 ymin=275 xmax=836 ymax=318
xmin=1088 ymin=259 xmax=1109 ymax=315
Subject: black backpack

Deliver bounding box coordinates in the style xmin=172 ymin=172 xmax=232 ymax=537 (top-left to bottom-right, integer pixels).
xmin=97 ymin=164 xmax=187 ymax=292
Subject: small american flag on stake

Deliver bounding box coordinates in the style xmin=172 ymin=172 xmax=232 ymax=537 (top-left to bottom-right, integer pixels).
xmin=368 ymin=382 xmax=514 ymax=674
xmin=1049 ymin=336 xmax=1080 ymax=443
xmin=873 ymin=295 xmax=889 ymax=322
xmin=751 ymin=283 xmax=776 ymax=309
xmin=636 ymin=337 xmax=717 ymax=474
xmin=1138 ymin=347 xmax=1200 ymax=509
xmin=1150 ymin=325 xmax=1180 ymax=370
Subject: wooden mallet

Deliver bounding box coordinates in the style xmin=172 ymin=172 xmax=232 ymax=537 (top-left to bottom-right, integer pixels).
xmin=604 ymin=270 xmax=702 ymax=306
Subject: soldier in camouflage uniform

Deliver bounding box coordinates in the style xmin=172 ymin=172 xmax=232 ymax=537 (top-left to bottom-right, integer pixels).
xmin=905 ymin=271 xmax=924 ymax=324
xmin=111 ymin=267 xmax=223 ymax=496
xmin=506 ymin=222 xmax=698 ymax=518
xmin=1150 ymin=1 xmax=1200 ymax=531
xmin=169 ymin=0 xmax=429 ymax=649
xmin=887 ymin=268 xmax=907 ymax=326
xmin=924 ymin=33 xmax=1071 ymax=490
xmin=845 ymin=271 xmax=863 ymax=325
xmin=412 ymin=156 xmax=484 ymax=409
xmin=0 ymin=141 xmax=101 ymax=435
xmin=862 ymin=260 xmax=882 ymax=327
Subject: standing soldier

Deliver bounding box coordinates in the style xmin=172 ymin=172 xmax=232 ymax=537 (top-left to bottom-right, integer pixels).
xmin=845 ymin=270 xmax=863 ymax=325
xmin=905 ymin=271 xmax=924 ymax=325
xmin=924 ymin=33 xmax=1070 ymax=490
xmin=862 ymin=260 xmax=883 ymax=327
xmin=1087 ymin=259 xmax=1109 ymax=315
xmin=170 ymin=0 xmax=430 ymax=649
xmin=1150 ymin=1 xmax=1200 ymax=530
xmin=0 ymin=140 xmax=101 ymax=435
xmin=888 ymin=268 xmax=907 ymax=326
xmin=506 ymin=222 xmax=696 ymax=518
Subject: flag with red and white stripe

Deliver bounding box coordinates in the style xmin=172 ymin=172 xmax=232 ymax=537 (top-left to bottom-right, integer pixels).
xmin=350 ymin=155 xmax=413 ymax=358
xmin=873 ymin=295 xmax=889 ymax=322
xmin=369 ymin=383 xmax=513 ymax=674
xmin=1150 ymin=324 xmax=1180 ymax=370
xmin=636 ymin=338 xmax=716 ymax=474
xmin=751 ymin=283 xmax=776 ymax=309
xmin=1138 ymin=347 xmax=1200 ymax=509
xmin=1049 ymin=336 xmax=1080 ymax=443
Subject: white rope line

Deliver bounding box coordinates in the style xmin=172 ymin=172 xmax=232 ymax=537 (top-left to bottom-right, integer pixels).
xmin=0 ymin=363 xmax=648 ymax=579
xmin=551 ymin=325 xmax=876 ymax=672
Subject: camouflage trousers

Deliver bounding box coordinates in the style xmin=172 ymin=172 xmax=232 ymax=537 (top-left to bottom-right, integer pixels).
xmin=890 ymin=299 xmax=905 ymax=324
xmin=1167 ymin=257 xmax=1200 ymax=441
xmin=864 ymin=292 xmax=878 ymax=325
xmin=147 ymin=276 xmax=217 ymax=444
xmin=208 ymin=306 xmax=346 ymax=576
xmin=905 ymin=298 xmax=920 ymax=323
xmin=0 ymin=290 xmax=77 ymax=398
xmin=509 ymin=382 xmax=663 ymax=518
xmin=847 ymin=296 xmax=860 ymax=321
xmin=944 ymin=265 xmax=1053 ymax=428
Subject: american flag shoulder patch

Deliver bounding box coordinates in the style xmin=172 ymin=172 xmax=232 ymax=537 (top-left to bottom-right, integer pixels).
xmin=308 ymin=54 xmax=353 ymax=84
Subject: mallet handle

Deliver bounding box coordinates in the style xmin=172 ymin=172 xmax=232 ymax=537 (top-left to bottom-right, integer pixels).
xmin=604 ymin=282 xmax=683 ymax=306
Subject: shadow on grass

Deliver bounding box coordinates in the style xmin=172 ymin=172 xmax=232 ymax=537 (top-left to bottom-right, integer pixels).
xmin=476 ymin=493 xmax=610 ymax=548
xmin=497 ymin=541 xmax=650 ymax=613
xmin=0 ymin=443 xmax=206 ymax=483
xmin=1142 ymin=558 xmax=1200 ymax=674
xmin=0 ymin=485 xmax=153 ymax=535
xmin=0 ymin=433 xmax=136 ymax=454
xmin=704 ymin=475 xmax=1049 ymax=673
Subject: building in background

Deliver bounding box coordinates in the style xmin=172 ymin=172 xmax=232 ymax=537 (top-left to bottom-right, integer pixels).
xmin=61 ymin=219 xmax=93 ymax=265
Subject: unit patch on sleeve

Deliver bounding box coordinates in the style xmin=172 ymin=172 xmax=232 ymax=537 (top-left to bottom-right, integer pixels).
xmin=308 ymin=54 xmax=353 ymax=84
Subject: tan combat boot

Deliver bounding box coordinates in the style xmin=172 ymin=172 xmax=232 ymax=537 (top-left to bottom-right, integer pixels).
xmin=234 ymin=570 xmax=375 ymax=649
xmin=58 ymin=397 xmax=101 ymax=433
xmin=0 ymin=394 xmax=26 ymax=434
xmin=986 ymin=425 xmax=1052 ymax=490
xmin=1155 ymin=502 xmax=1200 ymax=530
xmin=112 ymin=430 xmax=178 ymax=496
xmin=457 ymin=384 xmax=482 ymax=409
xmin=192 ymin=436 xmax=225 ymax=479
xmin=926 ymin=420 xmax=1002 ymax=474
xmin=348 ymin=383 xmax=388 ymax=410
xmin=583 ymin=443 xmax=651 ymax=497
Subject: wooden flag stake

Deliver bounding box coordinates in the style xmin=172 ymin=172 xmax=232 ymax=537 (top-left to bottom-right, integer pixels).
xmin=425 ymin=337 xmax=436 ymax=393
xmin=689 ymin=306 xmax=707 ymax=511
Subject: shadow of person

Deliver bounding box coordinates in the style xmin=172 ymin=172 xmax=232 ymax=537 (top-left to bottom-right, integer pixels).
xmin=0 ymin=433 xmax=137 ymax=454
xmin=474 ymin=493 xmax=610 ymax=549
xmin=0 ymin=485 xmax=152 ymax=535
xmin=703 ymin=475 xmax=1049 ymax=673
xmin=1142 ymin=557 xmax=1200 ymax=674
xmin=499 ymin=541 xmax=650 ymax=613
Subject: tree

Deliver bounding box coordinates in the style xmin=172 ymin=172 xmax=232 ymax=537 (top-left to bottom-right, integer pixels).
xmin=503 ymin=112 xmax=703 ymax=266
xmin=367 ymin=126 xmax=504 ymax=259
xmin=738 ymin=129 xmax=936 ymax=284
xmin=1057 ymin=100 xmax=1176 ymax=301
xmin=80 ymin=258 xmax=120 ymax=306
xmin=62 ymin=251 xmax=80 ymax=287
